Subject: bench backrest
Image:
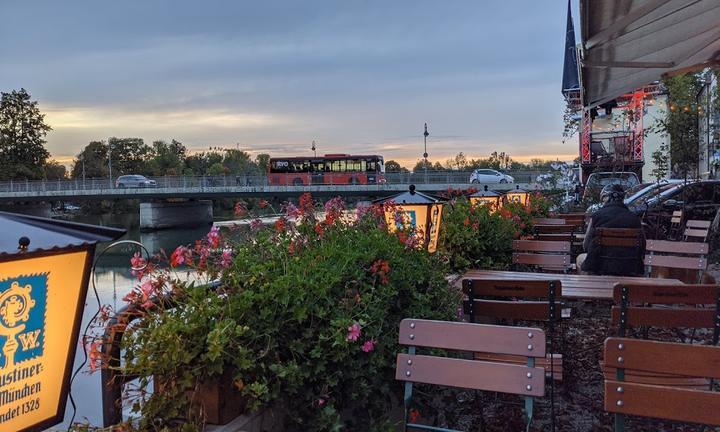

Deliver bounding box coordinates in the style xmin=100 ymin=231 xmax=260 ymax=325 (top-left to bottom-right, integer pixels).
xmin=684 ymin=219 xmax=711 ymax=242
xmin=611 ymin=284 xmax=720 ymax=337
xmin=512 ymin=240 xmax=572 ymax=272
xmin=532 ymin=218 xmax=566 ymax=225
xmin=534 ymin=224 xmax=579 ymax=234
xmin=463 ymin=278 xmax=562 ymax=322
xmin=556 ymin=213 xmax=586 ymax=226
xmin=670 ymin=210 xmax=683 ymax=224
xmin=644 ymin=240 xmax=708 ymax=283
xmin=396 ymin=319 xmax=546 ymax=397
xmin=604 ymin=337 xmax=720 ymax=426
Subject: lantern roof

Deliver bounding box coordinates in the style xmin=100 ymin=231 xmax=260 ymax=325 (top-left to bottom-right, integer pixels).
xmin=469 ymin=185 xmax=501 ymax=198
xmin=505 ymin=185 xmax=529 ymax=194
xmin=374 ymin=185 xmax=443 ymax=205
xmin=0 ymin=211 xmax=126 ymax=256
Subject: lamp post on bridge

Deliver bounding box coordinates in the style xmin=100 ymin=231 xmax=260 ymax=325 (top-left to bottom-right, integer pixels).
xmin=312 ymin=140 xmax=317 ymax=157
xmin=423 ymin=123 xmax=429 ymax=183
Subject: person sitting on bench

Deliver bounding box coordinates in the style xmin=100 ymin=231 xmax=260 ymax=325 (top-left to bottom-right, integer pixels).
xmin=577 ymin=184 xmax=645 ymax=276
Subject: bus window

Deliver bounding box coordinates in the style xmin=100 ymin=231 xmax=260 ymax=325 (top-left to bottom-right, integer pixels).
xmin=360 ymin=160 xmax=367 ymax=171
xmin=331 ymin=160 xmax=345 ymax=172
xmin=367 ymin=160 xmax=376 ymax=172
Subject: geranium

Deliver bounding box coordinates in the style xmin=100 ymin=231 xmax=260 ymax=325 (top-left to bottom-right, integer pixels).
xmin=234 ymin=202 xmax=248 ymax=217
xmin=284 ymin=202 xmax=301 ymax=219
xmin=258 ymin=199 xmax=270 ymax=209
xmin=409 ymin=408 xmax=420 ymax=423
xmin=361 ymin=339 xmax=376 ymax=353
xmin=274 ymin=217 xmax=287 ymax=233
xmin=314 ymin=223 xmax=324 ymax=236
xmin=250 ymin=218 xmax=264 ymax=231
xmin=87 ymin=340 xmax=102 ymax=372
xmin=221 ymin=250 xmax=233 ymax=268
xmin=206 ymin=226 xmax=221 ymax=248
xmin=324 ymin=196 xmax=345 ymax=224
xmin=170 ymin=246 xmax=192 ymax=267
xmin=299 ymin=192 xmax=314 ymax=215
xmin=370 ymin=259 xmax=391 ymax=284
xmin=346 ymin=323 xmax=361 ymax=342
xmin=130 ymin=252 xmax=145 ymax=269
xmin=318 ymin=399 xmax=326 ymax=407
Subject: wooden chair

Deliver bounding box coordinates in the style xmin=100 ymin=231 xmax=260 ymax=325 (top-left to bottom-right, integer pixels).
xmin=556 ymin=213 xmax=586 ymax=229
xmin=668 ymin=210 xmax=683 ymax=240
xmin=512 ymin=240 xmax=573 ymax=273
xmin=396 ymin=319 xmax=546 ymax=432
xmin=592 ymin=228 xmax=644 ymax=276
xmin=604 ymin=337 xmax=720 ymax=430
xmin=644 ymin=239 xmax=709 ymax=284
xmin=603 ymin=283 xmax=720 ymax=389
xmin=462 ymin=278 xmax=566 ymax=381
xmin=532 ymin=218 xmax=566 ymax=225
xmin=533 ymin=224 xmax=580 ymax=243
xmin=683 ymin=219 xmax=711 ymax=242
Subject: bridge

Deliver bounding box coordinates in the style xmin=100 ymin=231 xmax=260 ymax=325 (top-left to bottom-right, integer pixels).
xmin=0 ymin=172 xmax=545 ymax=229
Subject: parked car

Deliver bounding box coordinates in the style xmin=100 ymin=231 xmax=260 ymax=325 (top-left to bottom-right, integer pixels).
xmin=585 ymin=179 xmax=684 ymax=214
xmin=631 ymin=180 xmax=720 ymax=238
xmin=115 ymin=175 xmax=157 ymax=188
xmin=469 ymin=169 xmax=514 ymax=184
xmin=582 ymin=172 xmax=640 ymax=203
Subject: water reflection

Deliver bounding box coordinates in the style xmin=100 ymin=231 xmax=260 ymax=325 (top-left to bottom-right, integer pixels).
xmin=54 ymin=212 xmax=215 ymax=430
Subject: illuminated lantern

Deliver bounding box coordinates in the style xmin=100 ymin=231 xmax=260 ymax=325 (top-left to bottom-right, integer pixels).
xmin=469 ymin=185 xmax=502 ymax=212
xmin=375 ymin=185 xmax=445 ymax=253
xmin=504 ymin=185 xmax=530 ymax=207
xmin=0 ymin=212 xmax=124 ymax=432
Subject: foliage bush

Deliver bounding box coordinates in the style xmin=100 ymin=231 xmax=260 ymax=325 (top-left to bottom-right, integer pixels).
xmin=112 ymin=195 xmax=459 ymax=431
xmin=438 ymin=192 xmax=552 ymax=273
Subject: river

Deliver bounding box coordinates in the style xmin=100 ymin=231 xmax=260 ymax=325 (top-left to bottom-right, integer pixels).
xmin=51 ymin=212 xmax=226 ymax=430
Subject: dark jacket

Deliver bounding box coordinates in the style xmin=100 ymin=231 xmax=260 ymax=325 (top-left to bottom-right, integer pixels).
xmin=582 ymin=201 xmax=645 ymax=276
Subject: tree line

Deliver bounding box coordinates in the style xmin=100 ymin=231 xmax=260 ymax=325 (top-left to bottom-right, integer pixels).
xmin=386 ymin=152 xmax=564 ymax=173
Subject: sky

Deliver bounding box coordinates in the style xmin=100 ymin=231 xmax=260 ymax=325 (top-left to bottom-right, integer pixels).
xmin=0 ymin=1 xmax=579 ymax=168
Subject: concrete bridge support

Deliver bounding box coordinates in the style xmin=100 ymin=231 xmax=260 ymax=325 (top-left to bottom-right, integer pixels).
xmin=140 ymin=200 xmax=213 ymax=230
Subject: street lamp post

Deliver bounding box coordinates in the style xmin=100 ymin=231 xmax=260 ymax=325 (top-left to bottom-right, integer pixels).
xmin=423 ymin=123 xmax=429 ymax=184
xmin=312 ymin=140 xmax=317 ymax=157
xmin=107 ymin=140 xmax=113 ymax=188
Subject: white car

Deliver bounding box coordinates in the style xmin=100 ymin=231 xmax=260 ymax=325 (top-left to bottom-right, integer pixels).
xmin=469 ymin=169 xmax=514 ymax=184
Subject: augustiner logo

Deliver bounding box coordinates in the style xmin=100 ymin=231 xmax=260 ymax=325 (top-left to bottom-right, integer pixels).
xmin=0 ymin=274 xmax=47 ymax=424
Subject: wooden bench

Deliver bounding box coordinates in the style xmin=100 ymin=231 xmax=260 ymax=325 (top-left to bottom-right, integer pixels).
xmin=396 ymin=319 xmax=546 ymax=432
xmin=644 ymin=239 xmax=709 ymax=284
xmin=532 ymin=217 xmax=567 ymax=225
xmin=668 ymin=210 xmax=683 ymax=240
xmin=592 ymin=228 xmax=644 ymax=276
xmin=556 ymin=213 xmax=586 ymax=228
xmin=462 ymin=278 xmax=566 ymax=381
xmin=604 ymin=337 xmax=720 ymax=429
xmin=512 ymin=240 xmax=573 ymax=273
xmin=683 ymin=219 xmax=711 ymax=242
xmin=602 ymin=283 xmax=720 ymax=389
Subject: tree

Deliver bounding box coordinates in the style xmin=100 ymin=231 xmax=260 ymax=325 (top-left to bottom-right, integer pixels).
xmin=71 ymin=141 xmax=108 ymax=179
xmin=255 ymin=153 xmax=271 ymax=173
xmin=44 ymin=160 xmax=67 ymax=180
xmin=0 ymin=89 xmax=52 ymax=180
xmin=444 ymin=152 xmax=469 ymax=170
xmin=108 ymin=137 xmax=152 ymax=176
xmin=384 ymin=160 xmax=406 ymax=172
xmin=650 ymin=142 xmax=670 ymax=182
xmin=208 ymin=162 xmax=227 ymax=176
xmin=412 ymin=159 xmax=443 ymax=172
xmin=146 ymin=139 xmax=186 ymax=176
xmin=222 ymin=149 xmax=255 ymax=174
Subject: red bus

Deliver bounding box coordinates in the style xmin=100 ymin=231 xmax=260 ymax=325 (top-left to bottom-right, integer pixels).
xmin=268 ymin=154 xmax=385 ymax=185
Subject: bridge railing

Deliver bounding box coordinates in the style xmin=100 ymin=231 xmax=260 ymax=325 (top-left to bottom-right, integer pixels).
xmin=0 ymin=170 xmax=547 ymax=193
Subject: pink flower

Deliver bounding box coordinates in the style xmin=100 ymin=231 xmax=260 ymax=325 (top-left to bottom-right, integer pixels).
xmin=170 ymin=246 xmax=191 ymax=267
xmin=130 ymin=252 xmax=145 ymax=269
xmin=347 ymin=323 xmax=361 ymax=342
xmin=140 ymin=280 xmax=154 ymax=300
xmin=250 ymin=218 xmax=264 ymax=231
xmin=318 ymin=398 xmax=326 ymax=407
xmin=221 ymin=250 xmax=233 ymax=268
xmin=88 ymin=341 xmax=102 ymax=373
xmin=361 ymin=339 xmax=376 ymax=353
xmin=284 ymin=202 xmax=301 ymax=219
xmin=207 ymin=226 xmax=221 ymax=248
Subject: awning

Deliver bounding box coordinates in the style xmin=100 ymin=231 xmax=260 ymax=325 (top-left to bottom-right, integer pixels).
xmin=580 ymin=0 xmax=720 ymax=107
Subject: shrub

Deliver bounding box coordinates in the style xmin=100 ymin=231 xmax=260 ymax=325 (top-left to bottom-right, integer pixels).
xmin=114 ymin=195 xmax=459 ymax=431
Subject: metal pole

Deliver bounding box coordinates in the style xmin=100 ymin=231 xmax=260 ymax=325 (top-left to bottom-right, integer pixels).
xmin=312 ymin=140 xmax=317 ymax=157
xmin=108 ymin=140 xmax=113 ymax=188
xmin=423 ymin=123 xmax=429 ymax=183
xmin=82 ymin=156 xmax=86 ymax=189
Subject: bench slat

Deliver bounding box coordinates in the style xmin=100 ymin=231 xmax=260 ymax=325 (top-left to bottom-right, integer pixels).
xmin=464 ymin=300 xmax=559 ymax=321
xmin=513 ymin=253 xmax=571 ymax=267
xmin=684 ymin=228 xmax=709 ymax=239
xmin=513 ymin=240 xmax=571 ymax=252
xmin=605 ymin=381 xmax=720 ymax=425
xmin=396 ymin=353 xmax=545 ymax=397
xmin=463 ymin=278 xmax=562 ymax=298
xmin=686 ymin=220 xmax=711 ymax=229
xmin=611 ymin=306 xmax=716 ymax=328
xmin=601 ymin=365 xmax=709 ymax=389
xmin=646 ymin=240 xmax=709 ymax=255
xmin=532 ymin=218 xmax=566 ymax=225
xmin=398 ymin=319 xmax=546 ymax=357
xmin=604 ymin=338 xmax=720 ymax=378
xmin=612 ymin=283 xmax=717 ymax=304
xmin=644 ymin=254 xmax=706 ymax=270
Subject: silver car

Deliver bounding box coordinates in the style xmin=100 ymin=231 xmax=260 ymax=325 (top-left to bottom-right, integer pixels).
xmin=469 ymin=169 xmax=514 ymax=184
xmin=115 ymin=175 xmax=157 ymax=188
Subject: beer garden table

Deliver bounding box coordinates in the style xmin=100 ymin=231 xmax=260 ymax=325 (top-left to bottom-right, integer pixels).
xmin=456 ymin=270 xmax=683 ymax=300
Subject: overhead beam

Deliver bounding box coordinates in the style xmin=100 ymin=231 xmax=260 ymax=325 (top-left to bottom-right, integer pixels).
xmin=583 ymin=60 xmax=676 ymax=68
xmin=585 ymin=0 xmax=674 ymax=49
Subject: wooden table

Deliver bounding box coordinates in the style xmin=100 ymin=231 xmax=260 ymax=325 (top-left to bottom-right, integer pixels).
xmin=456 ymin=270 xmax=683 ymax=300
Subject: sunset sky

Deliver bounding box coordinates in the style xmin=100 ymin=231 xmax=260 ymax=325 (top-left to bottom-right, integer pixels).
xmin=0 ymin=1 xmax=579 ymax=168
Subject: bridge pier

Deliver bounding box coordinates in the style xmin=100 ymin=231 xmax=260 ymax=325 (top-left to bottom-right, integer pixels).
xmin=140 ymin=200 xmax=213 ymax=230
xmin=0 ymin=202 xmax=52 ymax=218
